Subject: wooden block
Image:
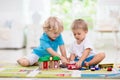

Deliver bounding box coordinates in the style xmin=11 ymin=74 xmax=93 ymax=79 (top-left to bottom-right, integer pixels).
xmin=98 ymin=63 xmax=114 ymax=69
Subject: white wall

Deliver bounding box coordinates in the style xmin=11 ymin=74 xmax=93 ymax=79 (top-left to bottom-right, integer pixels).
xmin=22 ymin=0 xmax=51 ymax=25
xmin=0 ymin=0 xmax=50 ymax=27
xmin=0 ymin=0 xmax=51 ymax=48
xmin=0 ymin=0 xmax=24 ymax=26
xmin=98 ymin=0 xmax=120 ymax=5
xmin=96 ymin=0 xmax=120 ymax=21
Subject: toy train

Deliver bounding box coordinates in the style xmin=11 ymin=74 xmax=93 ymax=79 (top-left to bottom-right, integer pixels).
xmin=67 ymin=63 xmax=114 ymax=70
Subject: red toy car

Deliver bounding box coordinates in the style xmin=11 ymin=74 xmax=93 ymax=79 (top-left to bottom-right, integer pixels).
xmin=67 ymin=63 xmax=78 ymax=70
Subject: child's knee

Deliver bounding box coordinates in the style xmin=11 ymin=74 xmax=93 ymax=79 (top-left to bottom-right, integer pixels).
xmin=100 ymin=52 xmax=105 ymax=58
xmin=17 ymin=58 xmax=30 ymax=67
xmin=98 ymin=52 xmax=105 ymax=59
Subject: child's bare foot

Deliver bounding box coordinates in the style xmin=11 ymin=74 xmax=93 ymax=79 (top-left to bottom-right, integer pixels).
xmin=33 ymin=62 xmax=38 ymax=66
xmin=17 ymin=58 xmax=30 ymax=67
xmin=84 ymin=61 xmax=89 ymax=67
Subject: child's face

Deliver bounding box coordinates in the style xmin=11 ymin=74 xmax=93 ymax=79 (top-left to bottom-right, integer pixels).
xmin=72 ymin=29 xmax=87 ymax=44
xmin=47 ymin=30 xmax=60 ymax=40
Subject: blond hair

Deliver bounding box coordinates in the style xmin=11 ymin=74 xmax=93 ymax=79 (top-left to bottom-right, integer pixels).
xmin=71 ymin=19 xmax=88 ymax=31
xmin=43 ymin=16 xmax=63 ymax=33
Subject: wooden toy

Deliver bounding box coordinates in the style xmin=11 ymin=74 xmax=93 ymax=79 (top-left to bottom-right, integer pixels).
xmin=98 ymin=63 xmax=114 ymax=69
xmin=38 ymin=56 xmax=60 ymax=70
xmin=52 ymin=56 xmax=60 ymax=69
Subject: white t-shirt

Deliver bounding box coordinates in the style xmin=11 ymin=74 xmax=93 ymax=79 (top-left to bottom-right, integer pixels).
xmin=69 ymin=37 xmax=96 ymax=58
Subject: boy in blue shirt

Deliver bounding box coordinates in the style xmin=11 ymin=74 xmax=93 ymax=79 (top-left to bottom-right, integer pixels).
xmin=17 ymin=17 xmax=68 ymax=66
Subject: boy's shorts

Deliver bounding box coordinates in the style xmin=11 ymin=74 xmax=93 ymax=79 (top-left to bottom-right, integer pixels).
xmin=74 ymin=55 xmax=95 ymax=67
xmin=25 ymin=53 xmax=39 ymax=65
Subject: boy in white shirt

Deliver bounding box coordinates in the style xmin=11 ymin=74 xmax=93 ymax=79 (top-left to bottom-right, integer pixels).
xmin=69 ymin=19 xmax=105 ymax=68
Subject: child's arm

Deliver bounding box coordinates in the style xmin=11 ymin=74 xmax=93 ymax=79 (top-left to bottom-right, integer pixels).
xmin=76 ymin=48 xmax=91 ymax=68
xmin=46 ymin=47 xmax=68 ymax=64
xmin=69 ymin=54 xmax=76 ymax=61
xmin=59 ymin=45 xmax=67 ymax=59
xmin=59 ymin=45 xmax=69 ymax=64
xmin=47 ymin=48 xmax=61 ymax=57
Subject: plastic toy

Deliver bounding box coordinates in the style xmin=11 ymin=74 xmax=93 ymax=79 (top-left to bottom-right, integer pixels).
xmin=90 ymin=67 xmax=95 ymax=71
xmin=67 ymin=61 xmax=90 ymax=70
xmin=67 ymin=63 xmax=78 ymax=70
xmin=107 ymin=67 xmax=112 ymax=71
xmin=79 ymin=67 xmax=88 ymax=70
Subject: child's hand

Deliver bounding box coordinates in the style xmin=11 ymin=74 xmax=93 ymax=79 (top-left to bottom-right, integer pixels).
xmin=60 ymin=56 xmax=69 ymax=64
xmin=75 ymin=61 xmax=82 ymax=68
xmin=67 ymin=58 xmax=71 ymax=63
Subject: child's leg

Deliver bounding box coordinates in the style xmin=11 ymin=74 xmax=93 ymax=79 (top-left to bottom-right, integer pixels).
xmin=85 ymin=52 xmax=105 ymax=66
xmin=17 ymin=53 xmax=39 ymax=67
xmin=69 ymin=54 xmax=76 ymax=62
xmin=17 ymin=58 xmax=29 ymax=67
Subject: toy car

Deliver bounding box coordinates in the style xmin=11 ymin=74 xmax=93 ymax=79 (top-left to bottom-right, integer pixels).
xmin=67 ymin=63 xmax=78 ymax=70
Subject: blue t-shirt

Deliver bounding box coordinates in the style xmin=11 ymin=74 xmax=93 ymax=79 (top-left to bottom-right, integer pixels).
xmin=32 ymin=33 xmax=64 ymax=57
